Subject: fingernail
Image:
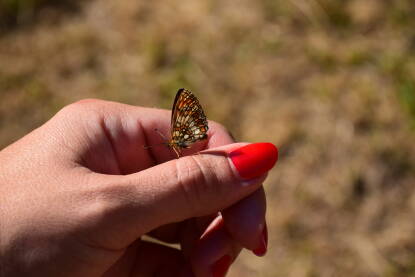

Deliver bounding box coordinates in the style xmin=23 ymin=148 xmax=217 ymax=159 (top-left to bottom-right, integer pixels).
xmin=229 ymin=143 xmax=278 ymax=179
xmin=253 ymin=224 xmax=268 ymax=257
xmin=211 ymin=255 xmax=232 ymax=277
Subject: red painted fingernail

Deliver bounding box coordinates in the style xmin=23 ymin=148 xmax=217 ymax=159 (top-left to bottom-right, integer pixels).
xmin=211 ymin=255 xmax=232 ymax=277
xmin=229 ymin=143 xmax=278 ymax=179
xmin=253 ymin=224 xmax=268 ymax=257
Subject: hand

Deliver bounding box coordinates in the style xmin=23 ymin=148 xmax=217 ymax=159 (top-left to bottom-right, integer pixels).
xmin=0 ymin=99 xmax=278 ymax=277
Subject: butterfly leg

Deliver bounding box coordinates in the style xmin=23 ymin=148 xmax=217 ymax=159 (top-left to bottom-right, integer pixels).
xmin=172 ymin=146 xmax=181 ymax=158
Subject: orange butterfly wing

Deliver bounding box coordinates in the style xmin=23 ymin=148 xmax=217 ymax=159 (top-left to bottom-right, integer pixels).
xmin=168 ymin=88 xmax=209 ymax=156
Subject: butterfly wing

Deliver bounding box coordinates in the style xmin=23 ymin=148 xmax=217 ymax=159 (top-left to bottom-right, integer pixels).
xmin=171 ymin=88 xmax=186 ymax=130
xmin=170 ymin=88 xmax=209 ymax=151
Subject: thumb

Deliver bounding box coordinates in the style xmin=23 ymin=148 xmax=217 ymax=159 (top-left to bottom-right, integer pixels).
xmin=121 ymin=142 xmax=278 ymax=233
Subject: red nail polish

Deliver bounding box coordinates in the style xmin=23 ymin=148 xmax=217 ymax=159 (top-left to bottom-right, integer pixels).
xmin=212 ymin=255 xmax=232 ymax=277
xmin=229 ymin=143 xmax=278 ymax=179
xmin=253 ymin=225 xmax=268 ymax=257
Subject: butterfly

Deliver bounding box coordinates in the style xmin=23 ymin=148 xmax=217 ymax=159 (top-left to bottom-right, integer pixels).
xmin=148 ymin=88 xmax=209 ymax=158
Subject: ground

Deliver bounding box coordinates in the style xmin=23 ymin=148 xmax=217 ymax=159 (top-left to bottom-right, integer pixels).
xmin=1 ymin=1 xmax=415 ymax=276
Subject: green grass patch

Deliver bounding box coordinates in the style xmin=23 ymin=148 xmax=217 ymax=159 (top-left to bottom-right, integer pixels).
xmin=398 ymin=78 xmax=415 ymax=127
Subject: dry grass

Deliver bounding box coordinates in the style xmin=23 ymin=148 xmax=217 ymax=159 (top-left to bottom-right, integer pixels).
xmin=1 ymin=1 xmax=415 ymax=276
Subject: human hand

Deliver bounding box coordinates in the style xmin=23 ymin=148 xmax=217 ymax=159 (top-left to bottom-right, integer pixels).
xmin=0 ymin=99 xmax=278 ymax=277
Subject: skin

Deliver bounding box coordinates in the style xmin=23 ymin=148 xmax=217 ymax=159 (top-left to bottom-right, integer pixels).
xmin=0 ymin=99 xmax=267 ymax=277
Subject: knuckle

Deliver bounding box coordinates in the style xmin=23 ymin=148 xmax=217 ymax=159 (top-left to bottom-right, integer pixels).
xmin=74 ymin=98 xmax=102 ymax=105
xmin=208 ymin=121 xmax=235 ymax=141
xmin=208 ymin=120 xmax=227 ymax=133
xmin=68 ymin=98 xmax=101 ymax=110
xmin=69 ymin=98 xmax=106 ymax=111
xmin=175 ymin=155 xmax=224 ymax=216
xmin=56 ymin=99 xmax=104 ymax=121
xmin=58 ymin=99 xmax=89 ymax=115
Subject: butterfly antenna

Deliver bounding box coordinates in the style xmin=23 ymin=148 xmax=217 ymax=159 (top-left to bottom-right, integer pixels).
xmin=154 ymin=128 xmax=168 ymax=141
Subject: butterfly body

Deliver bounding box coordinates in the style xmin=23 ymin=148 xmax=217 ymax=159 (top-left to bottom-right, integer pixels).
xmin=167 ymin=88 xmax=209 ymax=157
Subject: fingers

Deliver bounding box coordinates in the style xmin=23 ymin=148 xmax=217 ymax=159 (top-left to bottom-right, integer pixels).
xmin=123 ymin=143 xmax=277 ymax=235
xmin=54 ymin=100 xmax=168 ymax=173
xmin=85 ymin=143 xmax=276 ymax=249
xmin=144 ymin=216 xmax=242 ymax=277
xmin=188 ymin=215 xmax=242 ymax=277
xmin=149 ymin=187 xmax=267 ymax=264
xmin=136 ymin=146 xmax=269 ymax=258
xmin=178 ymin=215 xmax=220 ymax=259
xmin=59 ymin=99 xmax=237 ymax=170
xmin=222 ymin=188 xmax=267 ymax=255
xmin=148 ymin=215 xmax=217 ymax=244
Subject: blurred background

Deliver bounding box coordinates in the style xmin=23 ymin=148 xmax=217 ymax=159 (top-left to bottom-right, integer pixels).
xmin=1 ymin=1 xmax=415 ymax=276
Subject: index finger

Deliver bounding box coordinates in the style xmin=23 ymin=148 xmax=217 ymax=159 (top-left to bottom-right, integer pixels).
xmin=76 ymin=101 xmax=234 ymax=172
